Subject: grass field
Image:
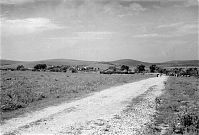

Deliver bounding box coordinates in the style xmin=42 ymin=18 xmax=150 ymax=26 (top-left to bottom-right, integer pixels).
xmin=146 ymin=76 xmax=199 ymax=135
xmin=0 ymin=71 xmax=153 ymax=121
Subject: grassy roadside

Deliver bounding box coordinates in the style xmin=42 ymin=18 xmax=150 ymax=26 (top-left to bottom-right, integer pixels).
xmin=0 ymin=71 xmax=154 ymax=122
xmin=146 ymin=76 xmax=199 ymax=135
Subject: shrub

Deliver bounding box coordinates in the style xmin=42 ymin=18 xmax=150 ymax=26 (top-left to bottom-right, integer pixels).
xmin=34 ymin=64 xmax=47 ymax=70
xmin=71 ymin=68 xmax=77 ymax=73
xmin=108 ymin=66 xmax=117 ymax=72
xmin=186 ymin=68 xmax=198 ymax=76
xmin=136 ymin=64 xmax=145 ymax=73
xmin=121 ymin=65 xmax=129 ymax=72
xmin=61 ymin=66 xmax=69 ymax=72
xmin=149 ymin=65 xmax=156 ymax=73
xmin=16 ymin=65 xmax=25 ymax=70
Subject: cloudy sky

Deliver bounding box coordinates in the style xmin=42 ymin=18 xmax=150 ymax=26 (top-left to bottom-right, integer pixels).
xmin=0 ymin=0 xmax=198 ymax=62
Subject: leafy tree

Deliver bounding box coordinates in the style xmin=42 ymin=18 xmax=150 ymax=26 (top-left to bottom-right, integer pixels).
xmin=121 ymin=65 xmax=129 ymax=72
xmin=109 ymin=66 xmax=117 ymax=72
xmin=61 ymin=66 xmax=68 ymax=72
xmin=186 ymin=68 xmax=198 ymax=76
xmin=71 ymin=68 xmax=77 ymax=73
xmin=136 ymin=64 xmax=145 ymax=73
xmin=16 ymin=65 xmax=25 ymax=70
xmin=34 ymin=64 xmax=47 ymax=70
xmin=149 ymin=65 xmax=156 ymax=73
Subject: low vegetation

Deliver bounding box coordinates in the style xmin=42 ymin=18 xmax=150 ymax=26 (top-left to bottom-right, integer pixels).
xmin=136 ymin=64 xmax=146 ymax=73
xmin=1 ymin=62 xmax=198 ymax=77
xmin=146 ymin=77 xmax=199 ymax=135
xmin=0 ymin=71 xmax=153 ymax=121
xmin=149 ymin=64 xmax=157 ymax=73
xmin=33 ymin=64 xmax=47 ymax=71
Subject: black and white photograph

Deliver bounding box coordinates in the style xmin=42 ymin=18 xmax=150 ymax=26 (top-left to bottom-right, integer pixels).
xmin=0 ymin=0 xmax=198 ymax=134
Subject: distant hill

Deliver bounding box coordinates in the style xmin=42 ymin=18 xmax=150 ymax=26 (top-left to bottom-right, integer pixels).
xmin=108 ymin=59 xmax=199 ymax=67
xmin=0 ymin=59 xmax=26 ymax=66
xmin=0 ymin=59 xmax=97 ymax=68
xmin=0 ymin=59 xmax=198 ymax=69
xmin=158 ymin=60 xmax=199 ymax=67
xmin=109 ymin=59 xmax=150 ymax=66
xmin=34 ymin=59 xmax=96 ymax=66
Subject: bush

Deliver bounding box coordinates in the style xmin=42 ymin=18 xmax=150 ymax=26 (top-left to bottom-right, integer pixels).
xmin=121 ymin=65 xmax=129 ymax=72
xmin=186 ymin=68 xmax=198 ymax=76
xmin=149 ymin=65 xmax=156 ymax=73
xmin=61 ymin=66 xmax=69 ymax=72
xmin=16 ymin=65 xmax=25 ymax=70
xmin=136 ymin=64 xmax=145 ymax=73
xmin=71 ymin=69 xmax=77 ymax=73
xmin=108 ymin=66 xmax=117 ymax=72
xmin=34 ymin=64 xmax=47 ymax=70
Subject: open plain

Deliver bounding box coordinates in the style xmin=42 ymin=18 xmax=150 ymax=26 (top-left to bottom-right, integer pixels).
xmin=0 ymin=71 xmax=154 ymax=121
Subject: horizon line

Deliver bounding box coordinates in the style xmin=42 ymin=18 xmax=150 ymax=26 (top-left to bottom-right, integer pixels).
xmin=0 ymin=58 xmax=199 ymax=64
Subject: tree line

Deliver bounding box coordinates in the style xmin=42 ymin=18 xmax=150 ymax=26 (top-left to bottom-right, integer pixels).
xmin=8 ymin=63 xmax=199 ymax=77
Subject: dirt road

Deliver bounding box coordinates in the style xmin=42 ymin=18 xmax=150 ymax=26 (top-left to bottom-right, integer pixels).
xmin=1 ymin=76 xmax=168 ymax=135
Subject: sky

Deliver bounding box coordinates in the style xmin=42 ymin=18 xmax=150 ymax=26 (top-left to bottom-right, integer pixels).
xmin=0 ymin=0 xmax=198 ymax=62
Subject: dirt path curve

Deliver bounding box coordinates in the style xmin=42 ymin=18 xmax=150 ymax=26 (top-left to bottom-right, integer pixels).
xmin=1 ymin=76 xmax=168 ymax=135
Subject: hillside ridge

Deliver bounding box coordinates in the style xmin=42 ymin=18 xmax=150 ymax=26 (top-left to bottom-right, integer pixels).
xmin=1 ymin=59 xmax=199 ymax=67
